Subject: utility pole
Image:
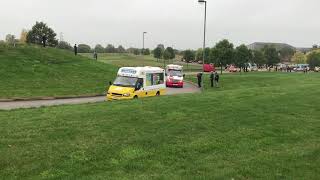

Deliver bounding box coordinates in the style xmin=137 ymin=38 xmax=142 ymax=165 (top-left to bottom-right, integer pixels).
xmin=198 ymin=0 xmax=207 ymax=91
xmin=59 ymin=32 xmax=64 ymax=42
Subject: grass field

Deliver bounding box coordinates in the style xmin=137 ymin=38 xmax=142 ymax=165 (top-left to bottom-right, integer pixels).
xmin=0 ymin=45 xmax=117 ymax=99
xmin=81 ymin=53 xmax=203 ymax=72
xmin=1 ymin=72 xmax=319 ymax=179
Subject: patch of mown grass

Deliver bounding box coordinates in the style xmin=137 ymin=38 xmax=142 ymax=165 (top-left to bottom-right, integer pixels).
xmin=0 ymin=73 xmax=319 ymax=179
xmin=0 ymin=45 xmax=117 ymax=98
xmin=81 ymin=53 xmax=202 ymax=72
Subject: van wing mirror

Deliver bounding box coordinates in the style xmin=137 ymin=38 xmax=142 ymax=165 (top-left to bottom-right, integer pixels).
xmin=109 ymin=81 xmax=112 ymax=86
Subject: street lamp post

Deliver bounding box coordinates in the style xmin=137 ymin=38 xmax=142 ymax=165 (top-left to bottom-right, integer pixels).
xmin=142 ymin=32 xmax=147 ymax=55
xmin=142 ymin=32 xmax=147 ymax=66
xmin=198 ymin=0 xmax=207 ymax=91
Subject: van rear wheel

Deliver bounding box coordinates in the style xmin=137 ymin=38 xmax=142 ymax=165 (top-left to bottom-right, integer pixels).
xmin=133 ymin=95 xmax=138 ymax=99
xmin=156 ymin=92 xmax=160 ymax=96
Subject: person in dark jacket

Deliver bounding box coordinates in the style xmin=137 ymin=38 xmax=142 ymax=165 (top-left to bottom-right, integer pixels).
xmin=214 ymin=72 xmax=219 ymax=87
xmin=93 ymin=51 xmax=98 ymax=60
xmin=210 ymin=71 xmax=214 ymax=87
xmin=74 ymin=44 xmax=78 ymax=56
xmin=42 ymin=36 xmax=47 ymax=47
xmin=197 ymin=73 xmax=203 ymax=88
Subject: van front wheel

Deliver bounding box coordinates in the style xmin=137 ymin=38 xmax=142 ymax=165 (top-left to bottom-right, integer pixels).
xmin=133 ymin=95 xmax=138 ymax=99
xmin=156 ymin=92 xmax=160 ymax=96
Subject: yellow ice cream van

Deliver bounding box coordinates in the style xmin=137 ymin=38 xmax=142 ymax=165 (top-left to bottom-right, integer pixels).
xmin=107 ymin=67 xmax=166 ymax=100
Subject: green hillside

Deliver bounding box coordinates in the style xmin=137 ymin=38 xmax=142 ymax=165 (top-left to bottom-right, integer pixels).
xmin=0 ymin=45 xmax=117 ymax=99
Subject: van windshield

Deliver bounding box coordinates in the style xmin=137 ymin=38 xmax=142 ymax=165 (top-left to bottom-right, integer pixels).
xmin=168 ymin=70 xmax=182 ymax=77
xmin=113 ymin=76 xmax=138 ymax=87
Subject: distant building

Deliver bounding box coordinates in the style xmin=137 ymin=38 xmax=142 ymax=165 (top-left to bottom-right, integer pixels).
xmin=247 ymin=42 xmax=295 ymax=51
xmin=296 ymin=47 xmax=313 ymax=54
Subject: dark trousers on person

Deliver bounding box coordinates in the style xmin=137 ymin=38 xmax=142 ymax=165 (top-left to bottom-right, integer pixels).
xmin=198 ymin=79 xmax=201 ymax=88
xmin=210 ymin=79 xmax=214 ymax=87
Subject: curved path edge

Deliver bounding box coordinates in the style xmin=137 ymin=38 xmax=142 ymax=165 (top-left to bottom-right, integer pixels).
xmin=0 ymin=82 xmax=200 ymax=110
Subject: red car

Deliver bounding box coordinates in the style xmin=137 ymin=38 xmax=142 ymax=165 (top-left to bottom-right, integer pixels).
xmin=203 ymin=64 xmax=215 ymax=72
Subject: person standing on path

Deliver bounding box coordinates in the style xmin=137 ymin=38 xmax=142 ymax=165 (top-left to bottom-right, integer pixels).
xmin=74 ymin=44 xmax=78 ymax=56
xmin=197 ymin=73 xmax=203 ymax=88
xmin=214 ymin=72 xmax=220 ymax=87
xmin=210 ymin=71 xmax=214 ymax=87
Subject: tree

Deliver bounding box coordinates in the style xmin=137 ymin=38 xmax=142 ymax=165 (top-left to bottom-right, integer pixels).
xmin=263 ymin=46 xmax=280 ymax=66
xmin=133 ymin=48 xmax=140 ymax=55
xmin=209 ymin=39 xmax=235 ymax=73
xmin=94 ymin=44 xmax=105 ymax=53
xmin=292 ymin=51 xmax=307 ymax=64
xmin=5 ymin=34 xmax=17 ymax=45
xmin=143 ymin=48 xmax=150 ymax=55
xmin=57 ymin=41 xmax=72 ymax=51
xmin=165 ymin=47 xmax=175 ymax=60
xmin=117 ymin=45 xmax=126 ymax=53
xmin=153 ymin=47 xmax=163 ymax=61
xmin=78 ymin=44 xmax=92 ymax=53
xmin=26 ymin=21 xmax=58 ymax=47
xmin=105 ymin=44 xmax=115 ymax=53
xmin=307 ymin=51 xmax=320 ymax=68
xmin=157 ymin=44 xmax=165 ymax=51
xmin=235 ymin=44 xmax=253 ymax=72
xmin=252 ymin=50 xmax=266 ymax=67
xmin=183 ymin=50 xmax=195 ymax=63
xmin=279 ymin=47 xmax=295 ymax=62
xmin=163 ymin=49 xmax=171 ymax=60
xmin=196 ymin=48 xmax=210 ymax=62
xmin=20 ymin=29 xmax=28 ymax=43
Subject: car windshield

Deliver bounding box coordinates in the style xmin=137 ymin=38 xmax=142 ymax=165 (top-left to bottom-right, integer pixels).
xmin=113 ymin=76 xmax=138 ymax=87
xmin=168 ymin=70 xmax=182 ymax=77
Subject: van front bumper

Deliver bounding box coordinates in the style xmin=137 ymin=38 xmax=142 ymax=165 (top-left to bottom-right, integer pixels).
xmin=106 ymin=94 xmax=134 ymax=101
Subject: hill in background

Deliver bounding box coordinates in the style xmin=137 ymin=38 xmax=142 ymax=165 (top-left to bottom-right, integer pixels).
xmin=0 ymin=44 xmax=117 ymax=99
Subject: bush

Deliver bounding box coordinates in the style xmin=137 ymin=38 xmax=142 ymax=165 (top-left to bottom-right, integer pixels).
xmin=57 ymin=41 xmax=73 ymax=51
xmin=78 ymin=44 xmax=92 ymax=53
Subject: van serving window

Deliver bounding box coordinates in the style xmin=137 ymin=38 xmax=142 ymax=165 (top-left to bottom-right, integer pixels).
xmin=146 ymin=73 xmax=164 ymax=86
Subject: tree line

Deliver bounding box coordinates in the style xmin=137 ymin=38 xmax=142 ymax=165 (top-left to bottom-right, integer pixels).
xmin=2 ymin=21 xmax=146 ymax=55
xmin=178 ymin=39 xmax=320 ymax=69
xmin=2 ymin=21 xmax=320 ymax=68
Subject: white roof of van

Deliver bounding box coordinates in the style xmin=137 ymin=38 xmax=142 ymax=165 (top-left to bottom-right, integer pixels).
xmin=118 ymin=66 xmax=164 ymax=77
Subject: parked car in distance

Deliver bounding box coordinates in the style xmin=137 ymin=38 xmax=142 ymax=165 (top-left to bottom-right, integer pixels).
xmin=203 ymin=63 xmax=215 ymax=72
xmin=293 ymin=64 xmax=310 ymax=72
xmin=247 ymin=63 xmax=258 ymax=71
xmin=227 ymin=65 xmax=238 ymax=72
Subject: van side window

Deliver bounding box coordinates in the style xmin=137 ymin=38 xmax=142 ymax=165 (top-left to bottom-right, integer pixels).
xmin=146 ymin=74 xmax=152 ymax=86
xmin=146 ymin=73 xmax=164 ymax=86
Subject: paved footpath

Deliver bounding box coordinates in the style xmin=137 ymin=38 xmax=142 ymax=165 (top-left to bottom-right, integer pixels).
xmin=0 ymin=82 xmax=200 ymax=110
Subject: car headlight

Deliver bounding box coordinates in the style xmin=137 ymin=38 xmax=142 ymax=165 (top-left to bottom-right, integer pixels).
xmin=123 ymin=93 xmax=130 ymax=97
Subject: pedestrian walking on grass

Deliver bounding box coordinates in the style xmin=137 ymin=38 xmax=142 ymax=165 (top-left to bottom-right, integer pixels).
xmin=74 ymin=44 xmax=78 ymax=56
xmin=214 ymin=72 xmax=219 ymax=87
xmin=93 ymin=51 xmax=98 ymax=60
xmin=197 ymin=73 xmax=203 ymax=88
xmin=210 ymin=71 xmax=214 ymax=87
xmin=42 ymin=36 xmax=47 ymax=47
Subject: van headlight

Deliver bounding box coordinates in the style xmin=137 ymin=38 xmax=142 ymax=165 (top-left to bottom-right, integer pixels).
xmin=123 ymin=93 xmax=130 ymax=97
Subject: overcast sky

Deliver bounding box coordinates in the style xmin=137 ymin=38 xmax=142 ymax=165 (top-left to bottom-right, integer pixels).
xmin=1 ymin=0 xmax=319 ymax=49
